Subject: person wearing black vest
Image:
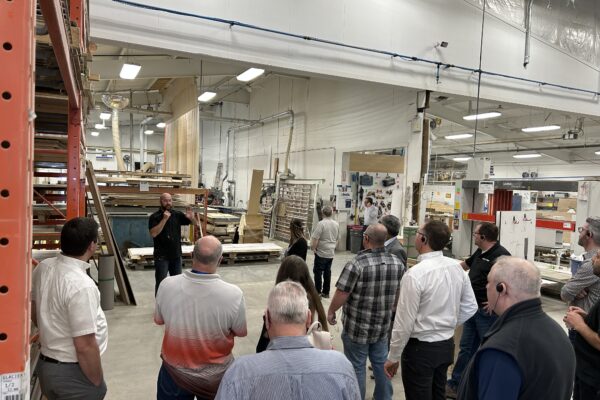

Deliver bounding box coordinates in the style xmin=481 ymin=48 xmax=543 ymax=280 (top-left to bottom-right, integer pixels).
xmin=564 ymin=250 xmax=600 ymax=400
xmin=446 ymin=223 xmax=510 ymax=398
xmin=458 ymin=256 xmax=575 ymax=400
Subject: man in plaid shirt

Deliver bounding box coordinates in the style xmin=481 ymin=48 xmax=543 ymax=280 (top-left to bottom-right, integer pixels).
xmin=328 ymin=223 xmax=405 ymax=400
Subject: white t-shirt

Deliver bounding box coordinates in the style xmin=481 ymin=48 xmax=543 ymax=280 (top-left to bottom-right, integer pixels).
xmin=311 ymin=217 xmax=339 ymax=259
xmin=31 ymin=254 xmax=108 ymax=362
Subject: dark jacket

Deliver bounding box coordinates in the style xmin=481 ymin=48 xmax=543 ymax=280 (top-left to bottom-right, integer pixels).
xmin=286 ymin=237 xmax=307 ymax=260
xmin=384 ymin=237 xmax=407 ymax=265
xmin=457 ymin=298 xmax=575 ymax=400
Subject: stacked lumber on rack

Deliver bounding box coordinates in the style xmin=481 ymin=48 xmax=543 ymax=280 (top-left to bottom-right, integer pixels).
xmin=127 ymin=242 xmax=283 ymax=268
xmin=200 ymin=212 xmax=240 ymax=243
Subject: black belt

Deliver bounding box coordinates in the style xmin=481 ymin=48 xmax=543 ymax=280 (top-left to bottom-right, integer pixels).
xmin=39 ymin=354 xmax=78 ymax=364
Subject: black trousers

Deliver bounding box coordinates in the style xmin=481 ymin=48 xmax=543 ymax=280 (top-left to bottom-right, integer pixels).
xmin=313 ymin=254 xmax=333 ymax=295
xmin=574 ymin=376 xmax=600 ymax=400
xmin=401 ymin=337 xmax=454 ymax=400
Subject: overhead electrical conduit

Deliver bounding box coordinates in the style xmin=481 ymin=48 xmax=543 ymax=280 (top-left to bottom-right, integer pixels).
xmin=220 ymin=110 xmax=295 ymax=191
xmin=113 ymin=0 xmax=600 ymax=97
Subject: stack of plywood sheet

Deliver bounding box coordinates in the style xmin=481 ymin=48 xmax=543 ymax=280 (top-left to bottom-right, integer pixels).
xmin=242 ymin=170 xmax=265 ymax=243
xmin=200 ymin=212 xmax=240 ymax=243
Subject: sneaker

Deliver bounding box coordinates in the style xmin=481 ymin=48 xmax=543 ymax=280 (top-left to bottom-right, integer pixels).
xmin=320 ymin=293 xmax=330 ymax=299
xmin=445 ymin=384 xmax=457 ymax=399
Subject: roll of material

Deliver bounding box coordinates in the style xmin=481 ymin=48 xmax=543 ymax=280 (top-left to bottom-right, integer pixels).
xmin=98 ymin=255 xmax=115 ymax=311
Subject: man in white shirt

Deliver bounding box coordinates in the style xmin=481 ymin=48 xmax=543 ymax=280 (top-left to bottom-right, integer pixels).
xmin=31 ymin=217 xmax=108 ymax=400
xmin=311 ymin=205 xmax=339 ymax=298
xmin=362 ymin=197 xmax=379 ymax=226
xmin=384 ymin=220 xmax=477 ymax=400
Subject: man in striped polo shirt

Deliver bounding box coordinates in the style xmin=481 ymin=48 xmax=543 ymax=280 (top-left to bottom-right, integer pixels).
xmin=154 ymin=236 xmax=247 ymax=399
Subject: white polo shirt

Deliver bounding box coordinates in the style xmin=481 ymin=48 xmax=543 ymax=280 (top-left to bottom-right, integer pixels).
xmin=31 ymin=254 xmax=108 ymax=362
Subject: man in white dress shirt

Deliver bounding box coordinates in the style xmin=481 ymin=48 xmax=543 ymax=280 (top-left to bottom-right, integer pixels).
xmin=32 ymin=217 xmax=108 ymax=399
xmin=362 ymin=197 xmax=379 ymax=226
xmin=384 ymin=220 xmax=477 ymax=400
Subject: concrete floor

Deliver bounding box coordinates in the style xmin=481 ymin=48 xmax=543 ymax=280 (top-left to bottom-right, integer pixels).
xmin=101 ymin=248 xmax=569 ymax=400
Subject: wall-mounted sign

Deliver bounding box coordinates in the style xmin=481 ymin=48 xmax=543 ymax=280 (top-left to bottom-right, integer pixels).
xmin=479 ymin=180 xmax=495 ymax=195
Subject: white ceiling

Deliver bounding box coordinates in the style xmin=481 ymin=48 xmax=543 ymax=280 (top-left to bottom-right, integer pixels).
xmin=87 ymin=43 xmax=600 ymax=167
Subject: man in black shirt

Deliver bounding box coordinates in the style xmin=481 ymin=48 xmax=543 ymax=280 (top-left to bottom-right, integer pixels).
xmin=149 ymin=193 xmax=198 ymax=294
xmin=564 ymin=250 xmax=600 ymax=400
xmin=447 ymin=222 xmax=510 ymax=398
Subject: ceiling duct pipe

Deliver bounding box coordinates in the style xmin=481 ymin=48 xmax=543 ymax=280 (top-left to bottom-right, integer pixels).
xmin=523 ymin=0 xmax=534 ymax=68
xmin=220 ymin=110 xmax=295 ymax=190
xmin=102 ymin=94 xmax=130 ymax=171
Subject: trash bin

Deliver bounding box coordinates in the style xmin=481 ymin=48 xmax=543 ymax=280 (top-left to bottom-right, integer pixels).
xmin=350 ymin=229 xmax=363 ymax=254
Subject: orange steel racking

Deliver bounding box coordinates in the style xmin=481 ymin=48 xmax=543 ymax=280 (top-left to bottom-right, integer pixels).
xmin=0 ymin=0 xmax=36 ymax=384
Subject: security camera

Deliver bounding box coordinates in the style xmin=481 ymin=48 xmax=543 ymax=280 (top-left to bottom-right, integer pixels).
xmin=435 ymin=41 xmax=449 ymax=48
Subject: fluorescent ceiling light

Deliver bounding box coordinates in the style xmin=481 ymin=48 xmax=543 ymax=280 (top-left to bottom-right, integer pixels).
xmin=144 ymin=130 xmax=154 ymax=135
xmin=453 ymin=157 xmax=472 ymax=162
xmin=90 ymin=131 xmax=99 ymax=137
xmin=99 ymin=112 xmax=112 ymax=120
xmin=595 ymin=150 xmax=600 ymax=155
xmin=94 ymin=123 xmax=107 ymax=130
xmin=236 ymin=68 xmax=264 ymax=82
xmin=198 ymin=91 xmax=217 ymax=102
xmin=119 ymin=63 xmax=141 ymax=80
xmin=445 ymin=133 xmax=473 ymax=140
xmin=513 ymin=153 xmax=542 ymax=159
xmin=521 ymin=125 xmax=560 ymax=133
xmin=463 ymin=112 xmax=502 ymax=121
xmin=156 ymin=122 xmax=166 ymax=129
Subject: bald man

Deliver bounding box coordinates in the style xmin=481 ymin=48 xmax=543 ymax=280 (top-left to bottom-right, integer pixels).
xmin=458 ymin=257 xmax=575 ymax=400
xmin=149 ymin=193 xmax=198 ymax=294
xmin=328 ymin=223 xmax=404 ymax=400
xmin=155 ymin=236 xmax=247 ymax=399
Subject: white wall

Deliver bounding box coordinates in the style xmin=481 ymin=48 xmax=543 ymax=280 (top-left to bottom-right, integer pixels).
xmin=91 ymin=0 xmax=600 ymax=116
xmin=493 ymin=162 xmax=600 ymax=179
xmin=201 ymin=76 xmax=416 ymax=208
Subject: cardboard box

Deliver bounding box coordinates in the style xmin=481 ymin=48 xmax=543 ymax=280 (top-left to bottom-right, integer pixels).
xmin=557 ymin=198 xmax=577 ymax=212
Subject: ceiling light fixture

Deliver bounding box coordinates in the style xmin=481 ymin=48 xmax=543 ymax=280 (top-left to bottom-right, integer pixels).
xmin=595 ymin=150 xmax=600 ymax=155
xmin=513 ymin=153 xmax=542 ymax=159
xmin=452 ymin=157 xmax=472 ymax=162
xmin=156 ymin=122 xmax=166 ymax=129
xmin=94 ymin=123 xmax=107 ymax=130
xmin=521 ymin=125 xmax=560 ymax=133
xmin=144 ymin=130 xmax=154 ymax=135
xmin=198 ymin=91 xmax=217 ymax=102
xmin=99 ymin=112 xmax=112 ymax=120
xmin=445 ymin=133 xmax=473 ymax=140
xmin=119 ymin=63 xmax=141 ymax=80
xmin=236 ymin=68 xmax=265 ymax=82
xmin=463 ymin=112 xmax=502 ymax=121
xmin=91 ymin=131 xmax=99 ymax=137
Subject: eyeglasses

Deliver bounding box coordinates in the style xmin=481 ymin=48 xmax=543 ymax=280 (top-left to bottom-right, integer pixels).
xmin=578 ymin=227 xmax=588 ymax=233
xmin=472 ymin=231 xmax=481 ymax=236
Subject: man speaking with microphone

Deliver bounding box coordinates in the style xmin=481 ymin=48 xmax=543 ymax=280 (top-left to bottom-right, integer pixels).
xmin=149 ymin=192 xmax=198 ymax=294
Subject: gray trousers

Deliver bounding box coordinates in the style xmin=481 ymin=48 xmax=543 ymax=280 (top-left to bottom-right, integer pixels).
xmin=37 ymin=358 xmax=107 ymax=400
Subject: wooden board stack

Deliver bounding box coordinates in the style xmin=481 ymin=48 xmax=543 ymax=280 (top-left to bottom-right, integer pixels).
xmin=127 ymin=242 xmax=282 ymax=269
xmin=199 ymin=212 xmax=240 ymax=243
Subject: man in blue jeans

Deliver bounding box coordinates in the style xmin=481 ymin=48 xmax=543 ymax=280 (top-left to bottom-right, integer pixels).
xmin=311 ymin=205 xmax=339 ymax=298
xmin=328 ymin=224 xmax=404 ymax=400
xmin=446 ymin=222 xmax=510 ymax=398
xmin=149 ymin=193 xmax=198 ymax=294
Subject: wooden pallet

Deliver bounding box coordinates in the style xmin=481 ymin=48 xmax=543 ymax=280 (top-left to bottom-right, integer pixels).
xmin=127 ymin=243 xmax=282 ymax=267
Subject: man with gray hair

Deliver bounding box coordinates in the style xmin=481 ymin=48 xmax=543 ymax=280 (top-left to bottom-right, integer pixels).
xmin=380 ymin=215 xmax=407 ymax=265
xmin=562 ymin=217 xmax=600 ymax=319
xmin=457 ymin=256 xmax=575 ymax=400
xmin=328 ymin=223 xmax=404 ymax=400
xmin=216 ymin=281 xmax=360 ymax=400
xmin=311 ymin=205 xmax=340 ymax=298
xmin=155 ymin=236 xmax=247 ymax=399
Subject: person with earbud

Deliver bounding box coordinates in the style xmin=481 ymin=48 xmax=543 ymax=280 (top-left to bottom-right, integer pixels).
xmin=457 ymin=256 xmax=575 ymax=400
xmin=446 ymin=223 xmax=510 ymax=398
xmin=383 ymin=220 xmax=477 ymax=400
xmin=561 ymin=217 xmax=600 ymax=340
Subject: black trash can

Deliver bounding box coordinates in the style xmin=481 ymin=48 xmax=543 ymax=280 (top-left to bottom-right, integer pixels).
xmin=350 ymin=229 xmax=363 ymax=254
